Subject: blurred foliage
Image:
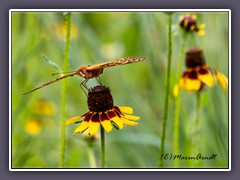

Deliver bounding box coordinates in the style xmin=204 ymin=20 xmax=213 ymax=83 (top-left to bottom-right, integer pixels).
xmin=11 ymin=11 xmax=229 ymax=168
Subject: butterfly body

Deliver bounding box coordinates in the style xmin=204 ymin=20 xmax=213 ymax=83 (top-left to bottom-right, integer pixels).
xmin=76 ymin=65 xmax=104 ymax=79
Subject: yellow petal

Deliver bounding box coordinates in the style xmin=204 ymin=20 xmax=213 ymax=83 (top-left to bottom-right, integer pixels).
xmin=190 ymin=25 xmax=196 ymax=31
xmin=89 ymin=121 xmax=100 ymax=135
xmin=66 ymin=116 xmax=82 ymax=125
xmin=118 ymin=106 xmax=133 ymax=114
xmin=217 ymin=71 xmax=228 ymax=90
xmin=198 ymin=24 xmax=205 ymax=29
xmin=173 ymin=84 xmax=179 ymax=97
xmin=181 ymin=78 xmax=201 ymax=91
xmin=110 ymin=116 xmax=123 ymax=129
xmin=123 ymin=115 xmax=140 ymax=121
xmin=121 ymin=118 xmax=138 ymax=126
xmin=191 ymin=15 xmax=197 ymax=20
xmin=183 ymin=20 xmax=188 ymax=28
xmin=198 ymin=72 xmax=214 ymax=87
xmin=73 ymin=121 xmax=89 ymax=135
xmin=197 ymin=24 xmax=205 ymax=36
xmin=101 ymin=120 xmax=112 ymax=132
xmin=197 ymin=29 xmax=205 ymax=36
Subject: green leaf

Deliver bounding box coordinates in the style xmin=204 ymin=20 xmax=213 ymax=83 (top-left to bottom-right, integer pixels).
xmin=41 ymin=53 xmax=62 ymax=72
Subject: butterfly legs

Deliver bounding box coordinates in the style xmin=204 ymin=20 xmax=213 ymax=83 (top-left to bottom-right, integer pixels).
xmin=95 ymin=76 xmax=103 ymax=86
xmin=80 ymin=78 xmax=89 ymax=96
xmin=80 ymin=76 xmax=103 ymax=96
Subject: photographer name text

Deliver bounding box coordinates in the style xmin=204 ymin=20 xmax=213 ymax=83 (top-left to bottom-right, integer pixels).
xmin=161 ymin=153 xmax=217 ymax=161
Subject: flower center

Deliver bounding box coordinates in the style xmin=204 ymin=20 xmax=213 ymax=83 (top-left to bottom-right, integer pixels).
xmin=185 ymin=48 xmax=206 ymax=68
xmin=180 ymin=16 xmax=197 ymax=31
xmin=87 ymin=86 xmax=113 ymax=112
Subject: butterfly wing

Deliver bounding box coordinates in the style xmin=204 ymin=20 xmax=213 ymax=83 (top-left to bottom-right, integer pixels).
xmin=87 ymin=57 xmax=146 ymax=70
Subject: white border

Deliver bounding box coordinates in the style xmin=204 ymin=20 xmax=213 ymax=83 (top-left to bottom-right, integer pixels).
xmin=9 ymin=9 xmax=231 ymax=171
xmin=228 ymin=9 xmax=231 ymax=172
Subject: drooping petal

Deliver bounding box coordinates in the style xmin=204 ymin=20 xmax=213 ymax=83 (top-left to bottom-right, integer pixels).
xmin=89 ymin=121 xmax=100 ymax=135
xmin=197 ymin=29 xmax=205 ymax=36
xmin=99 ymin=112 xmax=108 ymax=121
xmin=118 ymin=106 xmax=133 ymax=114
xmin=73 ymin=121 xmax=89 ymax=135
xmin=123 ymin=115 xmax=140 ymax=121
xmin=84 ymin=111 xmax=94 ymax=122
xmin=101 ymin=121 xmax=112 ymax=132
xmin=190 ymin=25 xmax=196 ymax=31
xmin=106 ymin=110 xmax=117 ymax=119
xmin=183 ymin=20 xmax=188 ymax=28
xmin=180 ymin=77 xmax=201 ymax=91
xmin=217 ymin=71 xmax=228 ymax=90
xmin=110 ymin=116 xmax=123 ymax=129
xmin=66 ymin=116 xmax=82 ymax=125
xmin=99 ymin=112 xmax=112 ymax=132
xmin=198 ymin=24 xmax=205 ymax=28
xmin=90 ymin=113 xmax=100 ymax=122
xmin=121 ymin=118 xmax=138 ymax=126
xmin=196 ymin=24 xmax=205 ymax=36
xmin=113 ymin=107 xmax=124 ymax=116
xmin=198 ymin=68 xmax=214 ymax=87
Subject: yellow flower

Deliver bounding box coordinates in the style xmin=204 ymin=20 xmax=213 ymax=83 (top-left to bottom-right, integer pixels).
xmin=179 ymin=14 xmax=205 ymax=36
xmin=52 ymin=22 xmax=78 ymax=40
xmin=25 ymin=118 xmax=42 ymax=135
xmin=216 ymin=71 xmax=228 ymax=91
xmin=174 ymin=48 xmax=228 ymax=96
xmin=179 ymin=65 xmax=214 ymax=92
xmin=32 ymin=99 xmax=56 ymax=116
xmin=66 ymin=86 xmax=140 ymax=135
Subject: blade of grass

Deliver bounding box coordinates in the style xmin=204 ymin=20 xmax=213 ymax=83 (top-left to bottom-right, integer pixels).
xmin=159 ymin=12 xmax=173 ymax=167
xmin=173 ymin=33 xmax=187 ymax=168
xmin=60 ymin=12 xmax=71 ymax=168
xmin=41 ymin=53 xmax=62 ymax=72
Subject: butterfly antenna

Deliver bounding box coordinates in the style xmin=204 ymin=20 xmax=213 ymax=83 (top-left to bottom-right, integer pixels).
xmin=23 ymin=72 xmax=77 ymax=95
xmin=52 ymin=71 xmax=76 ymax=76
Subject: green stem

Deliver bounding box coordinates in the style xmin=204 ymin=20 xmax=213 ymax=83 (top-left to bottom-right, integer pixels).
xmin=173 ymin=34 xmax=187 ymax=168
xmin=60 ymin=12 xmax=71 ymax=168
xmin=87 ymin=145 xmax=97 ymax=168
xmin=193 ymin=92 xmax=201 ymax=167
xmin=159 ymin=13 xmax=173 ymax=167
xmin=100 ymin=126 xmax=106 ymax=168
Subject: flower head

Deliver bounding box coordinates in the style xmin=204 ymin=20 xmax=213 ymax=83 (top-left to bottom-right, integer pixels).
xmin=66 ymin=86 xmax=140 ymax=135
xmin=32 ymin=99 xmax=56 ymax=116
xmin=52 ymin=21 xmax=78 ymax=40
xmin=25 ymin=118 xmax=42 ymax=135
xmin=179 ymin=15 xmax=205 ymax=36
xmin=173 ymin=48 xmax=228 ymax=96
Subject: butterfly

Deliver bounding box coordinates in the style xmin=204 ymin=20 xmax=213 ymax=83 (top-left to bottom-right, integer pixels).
xmin=23 ymin=57 xmax=146 ymax=95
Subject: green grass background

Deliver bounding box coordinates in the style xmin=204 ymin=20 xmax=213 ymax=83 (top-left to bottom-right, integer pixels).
xmin=11 ymin=11 xmax=229 ymax=168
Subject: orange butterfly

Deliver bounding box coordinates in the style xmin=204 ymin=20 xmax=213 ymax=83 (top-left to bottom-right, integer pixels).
xmin=23 ymin=57 xmax=146 ymax=95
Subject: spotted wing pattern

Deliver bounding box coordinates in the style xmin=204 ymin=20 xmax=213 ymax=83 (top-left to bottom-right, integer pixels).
xmin=87 ymin=57 xmax=146 ymax=70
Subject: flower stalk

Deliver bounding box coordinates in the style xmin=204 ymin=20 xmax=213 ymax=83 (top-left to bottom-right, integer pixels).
xmin=100 ymin=126 xmax=106 ymax=168
xmin=192 ymin=91 xmax=201 ymax=166
xmin=173 ymin=33 xmax=187 ymax=168
xmin=60 ymin=12 xmax=71 ymax=168
xmin=159 ymin=13 xmax=173 ymax=167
